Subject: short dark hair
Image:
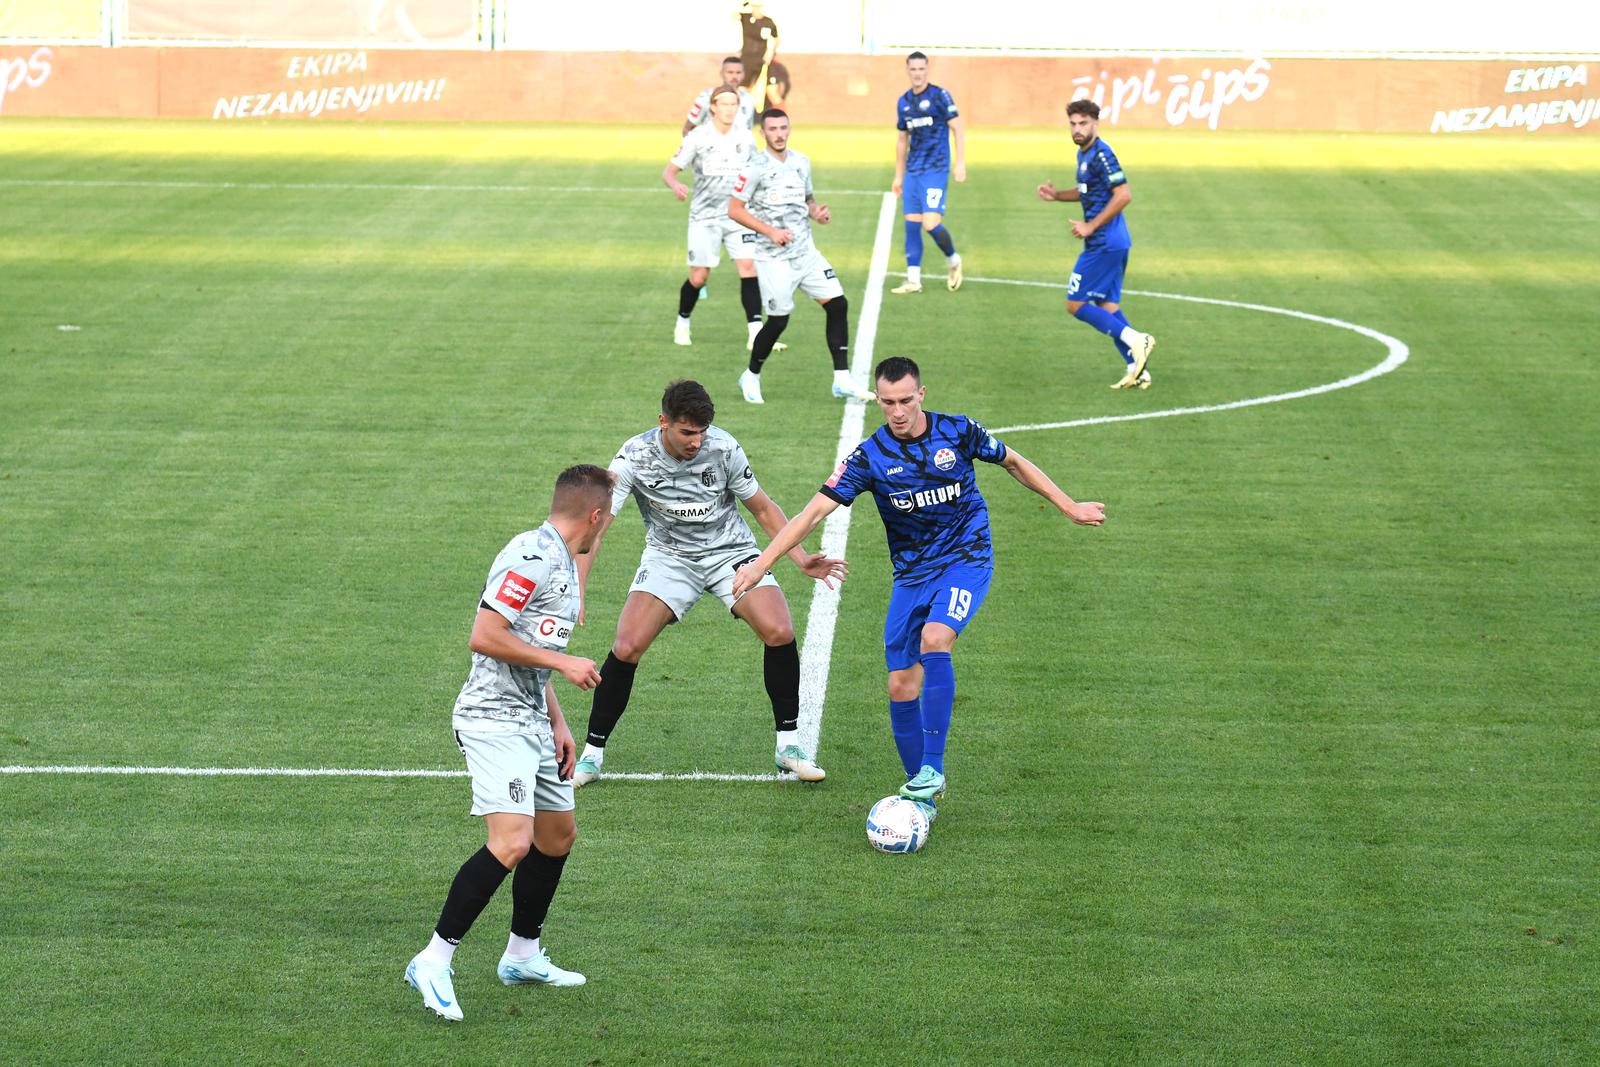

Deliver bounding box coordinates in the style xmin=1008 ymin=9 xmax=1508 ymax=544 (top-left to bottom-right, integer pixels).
xmin=722 ymin=56 xmax=743 ymax=67
xmin=551 ymin=464 xmax=614 ymax=517
xmin=1066 ymin=98 xmax=1101 ymax=120
xmin=760 ymin=107 xmax=788 ymax=126
xmin=661 ymin=379 xmax=715 ymax=426
xmin=710 ymin=84 xmax=739 ymax=104
xmin=874 ymin=356 xmax=921 ymax=387
xmin=906 ymin=51 xmax=928 ymax=63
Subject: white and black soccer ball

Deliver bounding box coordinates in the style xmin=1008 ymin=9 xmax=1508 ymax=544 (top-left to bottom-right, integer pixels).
xmin=866 ymin=795 xmax=929 ymax=853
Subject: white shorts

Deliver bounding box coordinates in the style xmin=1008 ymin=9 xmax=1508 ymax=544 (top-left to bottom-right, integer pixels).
xmin=456 ymin=728 xmax=573 ymax=816
xmin=755 ymin=247 xmax=844 ymax=316
xmin=630 ymin=542 xmax=780 ymax=620
xmin=688 ymin=217 xmax=757 ymax=269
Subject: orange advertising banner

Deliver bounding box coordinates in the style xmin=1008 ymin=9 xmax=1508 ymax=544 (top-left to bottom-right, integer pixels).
xmin=2 ymin=46 xmax=1595 ymax=135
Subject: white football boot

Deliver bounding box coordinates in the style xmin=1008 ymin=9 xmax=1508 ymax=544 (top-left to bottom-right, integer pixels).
xmin=405 ymin=953 xmax=463 ymax=1022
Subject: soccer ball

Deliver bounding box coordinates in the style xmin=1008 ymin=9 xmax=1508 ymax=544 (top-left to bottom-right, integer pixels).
xmin=865 ymin=795 xmax=929 ymax=853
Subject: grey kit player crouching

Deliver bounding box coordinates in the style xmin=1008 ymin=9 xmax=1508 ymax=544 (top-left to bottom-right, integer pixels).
xmin=405 ymin=464 xmax=614 ymax=1022
xmin=571 ymin=379 xmax=847 ymax=784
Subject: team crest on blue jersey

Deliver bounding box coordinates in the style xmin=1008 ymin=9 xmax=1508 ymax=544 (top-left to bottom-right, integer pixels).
xmin=934 ymin=448 xmax=956 ymax=471
xmin=919 ymin=99 xmax=930 ymax=110
xmin=891 ymin=493 xmax=914 ymax=512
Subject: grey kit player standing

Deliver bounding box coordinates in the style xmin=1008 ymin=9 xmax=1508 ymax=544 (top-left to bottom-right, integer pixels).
xmin=405 ymin=465 xmax=614 ymax=1022
xmin=682 ymin=55 xmax=758 ymax=135
xmin=727 ymin=108 xmax=875 ymax=406
xmin=664 ymin=84 xmax=771 ymax=351
xmin=571 ymin=379 xmax=846 ymax=785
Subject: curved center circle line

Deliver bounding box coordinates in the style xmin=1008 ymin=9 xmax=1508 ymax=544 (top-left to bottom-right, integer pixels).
xmin=895 ymin=272 xmax=1410 ymax=435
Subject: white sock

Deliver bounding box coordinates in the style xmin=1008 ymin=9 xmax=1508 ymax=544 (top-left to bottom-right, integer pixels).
xmin=906 ymin=265 xmax=921 ymax=285
xmin=421 ymin=932 xmax=456 ymax=967
xmin=776 ymin=729 xmax=799 ymax=753
xmin=1118 ymin=326 xmax=1143 ymax=347
xmin=948 ymin=252 xmax=961 ymax=266
xmin=747 ymin=320 xmax=762 ymax=338
xmin=505 ymin=933 xmax=540 ymax=961
xmin=832 ymin=370 xmax=855 ymax=386
xmin=678 ymin=314 xmax=691 ymax=324
xmin=579 ymin=743 xmax=603 ymax=767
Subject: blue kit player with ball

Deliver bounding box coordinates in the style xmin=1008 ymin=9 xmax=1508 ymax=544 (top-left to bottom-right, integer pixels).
xmin=731 ymin=357 xmax=1106 ymax=822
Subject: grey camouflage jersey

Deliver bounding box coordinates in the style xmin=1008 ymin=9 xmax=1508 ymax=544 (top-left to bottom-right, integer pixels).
xmin=670 ymin=123 xmax=756 ymax=224
xmin=731 ymin=147 xmax=817 ymax=261
xmin=610 ymin=426 xmax=762 ymax=558
xmin=686 ymin=85 xmax=758 ymax=132
xmin=452 ymin=522 xmax=581 ymax=736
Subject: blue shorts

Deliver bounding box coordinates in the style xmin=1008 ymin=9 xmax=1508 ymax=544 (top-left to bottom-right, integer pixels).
xmin=882 ymin=567 xmax=992 ymax=672
xmin=1067 ymin=246 xmax=1129 ymax=304
xmin=902 ymin=170 xmax=950 ymax=217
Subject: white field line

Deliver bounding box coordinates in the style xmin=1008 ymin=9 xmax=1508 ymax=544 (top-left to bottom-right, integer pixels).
xmin=795 ymin=191 xmax=897 ymax=759
xmin=914 ymin=272 xmax=1411 ymax=434
xmin=0 ymin=178 xmax=888 ymax=196
xmin=0 ymin=764 xmax=781 ymax=783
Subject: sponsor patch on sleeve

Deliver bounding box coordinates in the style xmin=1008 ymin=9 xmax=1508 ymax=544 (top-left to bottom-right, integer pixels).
xmin=825 ymin=459 xmax=849 ymax=488
xmin=494 ymin=570 xmax=536 ymax=612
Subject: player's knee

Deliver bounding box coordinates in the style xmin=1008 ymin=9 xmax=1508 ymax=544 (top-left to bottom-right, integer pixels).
xmin=540 ymin=822 xmax=576 ymax=858
xmin=1066 ymin=299 xmax=1085 ymax=315
xmin=920 ymin=629 xmax=957 ymax=655
xmin=762 ymin=620 xmax=795 ymax=646
xmin=922 ymin=218 xmax=942 ymax=233
xmin=611 ymin=635 xmax=650 ymax=663
xmin=824 ymin=295 xmax=848 ymax=318
xmin=759 ymin=313 xmax=790 ymax=337
xmin=489 ymin=832 xmax=534 ymax=869
xmin=887 ymin=675 xmax=921 ymax=702
xmin=688 ymin=268 xmax=709 ymax=287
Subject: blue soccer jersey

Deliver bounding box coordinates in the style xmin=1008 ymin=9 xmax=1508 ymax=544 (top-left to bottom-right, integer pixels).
xmin=820 ymin=411 xmax=1006 ymax=585
xmin=897 ymin=85 xmax=959 ymax=174
xmin=1076 ymin=136 xmax=1131 ymax=252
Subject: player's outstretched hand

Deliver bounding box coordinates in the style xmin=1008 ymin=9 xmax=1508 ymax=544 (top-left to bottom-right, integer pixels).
xmin=732 ymin=561 xmax=765 ymax=599
xmin=1037 ymin=181 xmax=1057 ymax=202
xmin=1066 ymin=501 xmax=1106 ymax=527
xmin=671 ymin=181 xmax=689 ymax=201
xmin=559 ymin=654 xmax=603 ymax=690
xmin=798 ymin=551 xmax=848 ymax=588
xmin=810 ymin=203 xmax=831 ymax=224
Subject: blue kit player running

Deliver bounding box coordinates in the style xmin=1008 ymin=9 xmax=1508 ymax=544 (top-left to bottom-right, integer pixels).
xmin=1037 ymin=98 xmax=1158 ymax=390
xmin=892 ymin=51 xmax=965 ymax=295
xmin=731 ymin=357 xmax=1106 ymax=819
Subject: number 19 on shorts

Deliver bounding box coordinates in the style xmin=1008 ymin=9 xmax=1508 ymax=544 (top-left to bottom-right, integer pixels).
xmin=946 ymin=586 xmax=973 ymax=622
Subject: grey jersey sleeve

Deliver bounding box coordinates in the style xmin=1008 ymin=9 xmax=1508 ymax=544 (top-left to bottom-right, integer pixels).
xmin=725 ymin=439 xmax=760 ymax=502
xmin=608 ymin=447 xmax=637 ymax=517
xmin=481 ymin=538 xmax=555 ymax=623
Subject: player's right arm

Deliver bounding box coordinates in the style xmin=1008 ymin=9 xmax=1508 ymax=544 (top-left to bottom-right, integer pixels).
xmin=731 ymin=491 xmax=841 ymax=598
xmin=469 ymin=609 xmax=602 ymax=689
xmin=665 ymin=134 xmax=698 ymax=200
xmin=998 ymin=448 xmax=1105 ymax=526
xmin=1037 ymin=180 xmax=1080 ymax=203
xmin=893 ymin=130 xmax=908 ymax=196
xmin=662 ymin=162 xmax=690 ymax=200
xmin=728 ymin=160 xmax=793 ymax=245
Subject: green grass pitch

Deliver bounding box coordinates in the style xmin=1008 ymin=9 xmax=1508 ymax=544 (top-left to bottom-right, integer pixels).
xmin=1 ymin=119 xmax=1597 ymax=1064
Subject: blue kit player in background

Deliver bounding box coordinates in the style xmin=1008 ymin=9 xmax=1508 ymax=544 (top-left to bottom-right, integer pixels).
xmin=1037 ymin=98 xmax=1158 ymax=390
xmin=891 ymin=51 xmax=965 ymax=295
xmin=731 ymin=357 xmax=1105 ymax=820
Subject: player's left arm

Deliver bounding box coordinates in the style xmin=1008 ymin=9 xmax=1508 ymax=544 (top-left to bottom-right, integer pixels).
xmin=999 ymin=447 xmax=1106 ymax=526
xmin=948 ymin=111 xmax=966 ymax=182
xmin=806 ymin=194 xmax=831 ymax=225
xmin=742 ymin=487 xmax=848 ymax=586
xmin=732 ymin=491 xmax=843 ymax=598
xmin=544 ymin=679 xmax=576 ymax=780
xmin=1073 ymin=159 xmax=1132 ymax=238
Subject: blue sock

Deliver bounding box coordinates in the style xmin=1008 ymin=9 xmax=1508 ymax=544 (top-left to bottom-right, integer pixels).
xmin=888 ymin=699 xmax=923 ymax=777
xmin=1074 ymin=302 xmax=1124 ymax=339
xmin=918 ymin=652 xmax=954 ymax=775
xmin=903 ymin=221 xmax=924 ymax=268
xmin=927 ymin=224 xmax=956 ymax=257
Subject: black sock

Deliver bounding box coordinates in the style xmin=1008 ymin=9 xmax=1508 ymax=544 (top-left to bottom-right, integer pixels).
xmin=435 ymin=845 xmax=511 ymax=945
xmin=678 ymin=280 xmax=700 ymax=318
xmin=824 ymin=296 xmax=849 ymax=372
xmin=749 ymin=314 xmax=789 ymax=373
xmin=510 ymin=846 xmax=570 ymax=943
xmin=764 ymin=640 xmax=801 ymax=733
xmin=583 ymin=652 xmax=639 ymax=748
xmin=740 ymin=276 xmax=762 ymax=322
